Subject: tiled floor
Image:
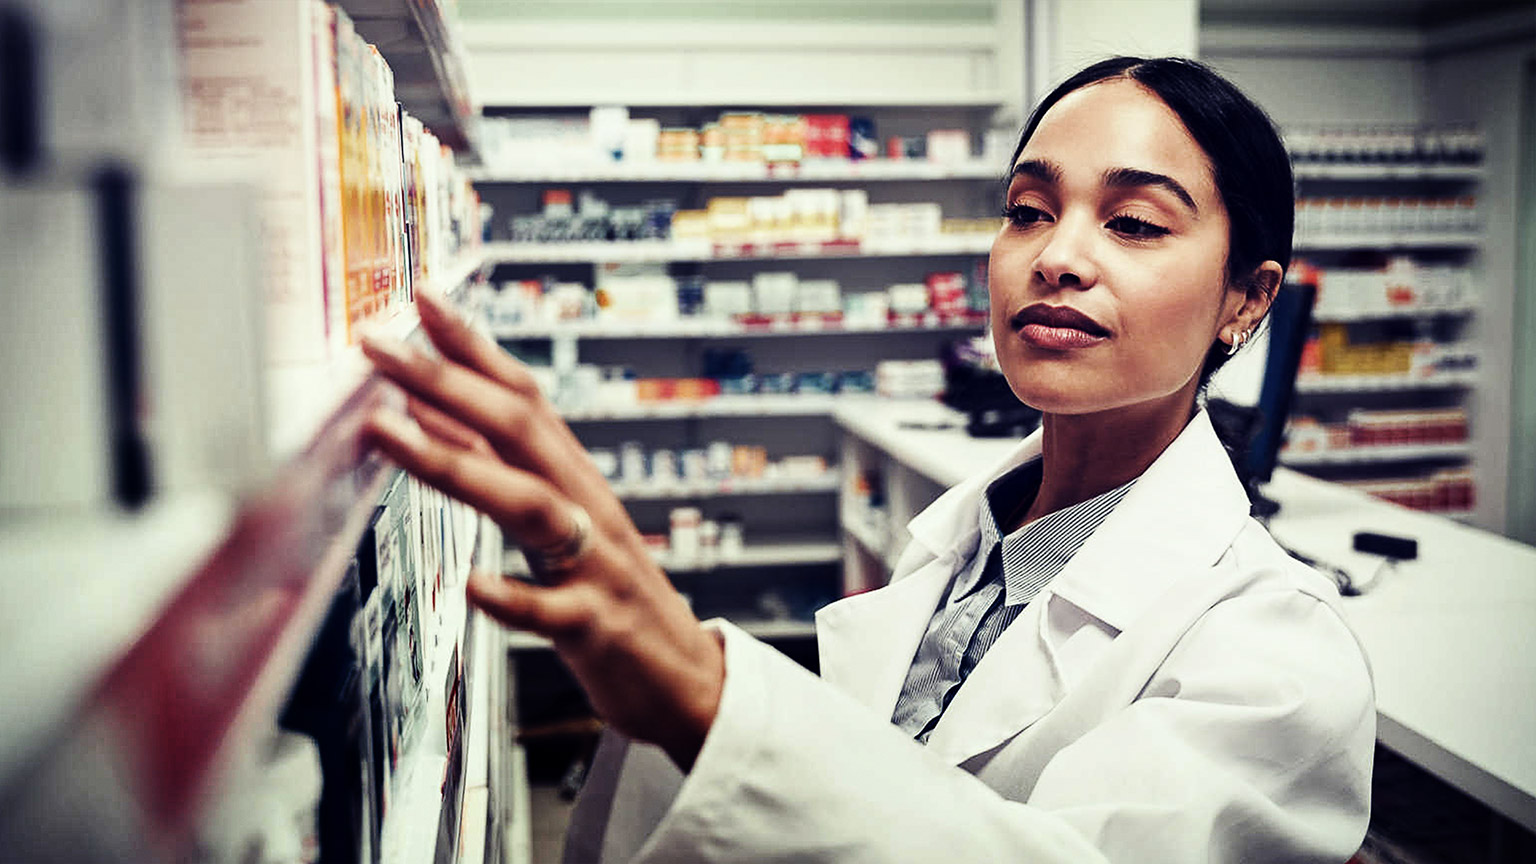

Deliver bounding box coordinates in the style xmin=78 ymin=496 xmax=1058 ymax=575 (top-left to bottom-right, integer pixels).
xmin=529 ymin=783 xmax=576 ymax=864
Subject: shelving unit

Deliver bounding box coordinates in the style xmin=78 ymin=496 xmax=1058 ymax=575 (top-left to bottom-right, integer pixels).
xmin=1285 ymin=146 xmax=1486 ymax=529
xmin=479 ymin=130 xmax=996 ymax=623
xmin=560 ymin=394 xmax=847 ymax=422
xmin=0 ymin=2 xmax=495 ymax=856
xmin=839 ymin=511 xmax=903 ymax=573
xmin=1291 ymin=164 xmax=1484 ymax=181
xmin=269 ymin=253 xmax=488 ymax=461
xmin=471 ymin=159 xmax=1003 ymax=183
xmin=1312 ymin=302 xmax=1478 ymax=323
xmin=377 ymin=526 xmax=489 ymax=864
xmin=483 ymin=235 xmax=996 ymax=265
xmin=834 ymin=400 xmax=1013 ymax=594
xmin=505 ymin=540 xmax=843 ymax=578
xmin=611 ymin=472 xmax=841 ymax=502
xmin=505 ymin=618 xmax=817 ymax=652
xmin=1292 ymin=231 xmax=1481 ymax=251
xmin=340 ymin=0 xmax=481 ymax=158
xmin=1281 ymin=442 xmax=1473 ymax=467
xmin=491 ymin=315 xmax=986 ymax=341
xmin=465 ymin=0 xmax=1019 ymax=791
xmin=1295 ymin=370 xmax=1478 ymax=393
xmin=0 ymin=260 xmax=491 ymax=861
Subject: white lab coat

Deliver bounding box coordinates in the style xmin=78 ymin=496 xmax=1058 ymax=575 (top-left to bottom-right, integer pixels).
xmin=563 ymin=411 xmax=1376 ymax=863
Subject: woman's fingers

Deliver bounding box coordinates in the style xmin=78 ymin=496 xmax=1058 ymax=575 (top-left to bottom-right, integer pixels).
xmin=465 ymin=568 xmax=599 ymax=637
xmin=364 ymin=409 xmax=572 ymax=550
xmin=415 ymin=287 xmax=543 ymax=397
xmin=361 ymin=335 xmax=518 ymax=442
xmin=361 ymin=332 xmax=627 ymax=526
xmin=362 ymin=334 xmax=565 ymax=475
xmin=414 ymin=290 xmax=611 ymax=482
xmin=407 ymin=395 xmax=494 ymax=456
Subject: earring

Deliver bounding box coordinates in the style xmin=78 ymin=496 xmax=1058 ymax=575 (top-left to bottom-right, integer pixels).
xmin=1226 ymin=329 xmax=1249 ymax=356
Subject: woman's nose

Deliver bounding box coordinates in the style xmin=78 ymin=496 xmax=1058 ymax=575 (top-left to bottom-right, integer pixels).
xmin=1033 ymin=216 xmax=1099 ymax=290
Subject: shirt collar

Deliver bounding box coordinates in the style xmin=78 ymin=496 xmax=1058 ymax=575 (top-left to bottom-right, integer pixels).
xmin=951 ymin=458 xmax=1135 ymax=605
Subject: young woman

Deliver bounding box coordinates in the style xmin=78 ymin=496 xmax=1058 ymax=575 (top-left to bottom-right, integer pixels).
xmin=361 ymin=57 xmax=1375 ymax=863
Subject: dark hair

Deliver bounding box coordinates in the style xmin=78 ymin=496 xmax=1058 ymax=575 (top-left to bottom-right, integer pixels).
xmin=1009 ymin=56 xmax=1294 ymax=391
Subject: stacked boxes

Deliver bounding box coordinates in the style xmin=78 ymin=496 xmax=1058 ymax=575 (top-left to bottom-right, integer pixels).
xmin=482 ymin=110 xmax=990 ymax=169
xmin=1284 ymin=408 xmax=1469 ymax=455
xmin=1295 ymin=196 xmax=1479 ymax=238
xmin=177 ymin=0 xmax=481 ymax=364
xmin=507 ymin=189 xmax=995 ymax=249
xmin=344 ymin=473 xmax=479 ymax=855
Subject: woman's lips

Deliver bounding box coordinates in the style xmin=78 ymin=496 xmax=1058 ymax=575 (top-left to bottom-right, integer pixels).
xmin=1018 ymin=323 xmax=1108 ymax=350
xmin=1011 ymin=303 xmax=1110 ymax=350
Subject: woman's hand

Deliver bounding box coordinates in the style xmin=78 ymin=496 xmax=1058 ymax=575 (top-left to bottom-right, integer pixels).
xmin=359 ymin=288 xmax=724 ymax=771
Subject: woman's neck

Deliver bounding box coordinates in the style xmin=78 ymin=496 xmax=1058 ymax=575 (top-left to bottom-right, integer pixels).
xmin=1014 ymin=384 xmax=1199 ymax=531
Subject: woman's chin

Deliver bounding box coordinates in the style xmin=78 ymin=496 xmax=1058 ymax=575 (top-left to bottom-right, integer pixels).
xmin=1008 ymin=384 xmax=1112 ymax=416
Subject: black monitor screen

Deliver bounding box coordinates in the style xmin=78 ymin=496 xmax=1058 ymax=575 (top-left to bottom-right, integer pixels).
xmin=1246 ymin=280 xmax=1317 ymax=486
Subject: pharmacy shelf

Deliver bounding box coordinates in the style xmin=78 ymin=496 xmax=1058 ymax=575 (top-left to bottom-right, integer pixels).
xmin=1281 ymin=442 xmax=1472 ymax=467
xmin=491 ymin=315 xmax=987 ymax=341
xmin=0 ymin=256 xmax=489 ymax=860
xmin=268 ymin=253 xmax=487 ymax=462
xmin=1291 ymin=163 xmax=1484 ymax=181
xmin=1312 ymin=302 xmax=1478 ymax=323
xmin=841 ymin=514 xmax=901 ymax=572
xmin=651 ymin=541 xmax=842 ymax=573
xmin=471 ymin=159 xmax=1002 ymax=183
xmin=1292 ymin=232 xmax=1481 ymax=251
xmin=379 ymin=598 xmax=490 ymax=864
xmin=561 ymin=394 xmax=849 ymax=422
xmin=379 ymin=698 xmax=451 ymax=864
xmin=1295 ymin=370 xmax=1479 ymax=394
xmin=483 ymin=235 xmax=994 ymax=265
xmin=505 ymin=617 xmax=816 ymax=651
xmin=504 ymin=540 xmax=841 ymax=578
xmin=342 ymin=0 xmax=481 ymax=157
xmin=478 ymin=91 xmax=1013 ymax=110
xmin=0 ymin=494 xmax=235 ymax=787
xmin=611 ymin=473 xmax=842 ymax=502
xmin=0 ymin=454 xmax=397 ymax=858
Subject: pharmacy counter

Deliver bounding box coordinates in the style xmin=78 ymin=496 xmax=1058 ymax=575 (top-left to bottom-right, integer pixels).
xmin=833 ymin=400 xmax=1536 ymax=831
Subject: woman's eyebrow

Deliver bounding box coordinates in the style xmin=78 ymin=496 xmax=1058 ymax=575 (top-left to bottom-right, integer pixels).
xmin=1102 ymin=167 xmax=1199 ymax=214
xmin=1010 ymin=158 xmax=1062 ymax=185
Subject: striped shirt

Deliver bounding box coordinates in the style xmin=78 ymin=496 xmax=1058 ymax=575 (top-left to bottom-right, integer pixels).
xmin=891 ymin=459 xmax=1136 ymax=741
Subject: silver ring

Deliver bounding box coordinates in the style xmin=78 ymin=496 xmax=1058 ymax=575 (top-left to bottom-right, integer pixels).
xmin=524 ymin=504 xmax=592 ymax=579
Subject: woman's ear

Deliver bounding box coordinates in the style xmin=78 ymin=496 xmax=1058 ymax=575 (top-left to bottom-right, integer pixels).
xmin=1225 ymin=260 xmax=1283 ymax=339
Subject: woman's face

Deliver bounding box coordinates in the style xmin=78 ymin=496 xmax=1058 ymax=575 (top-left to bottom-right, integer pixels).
xmin=989 ymin=78 xmax=1243 ymax=416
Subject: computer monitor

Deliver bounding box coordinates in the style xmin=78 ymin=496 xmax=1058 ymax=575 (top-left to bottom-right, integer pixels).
xmin=1245 ymin=279 xmax=1317 ymax=515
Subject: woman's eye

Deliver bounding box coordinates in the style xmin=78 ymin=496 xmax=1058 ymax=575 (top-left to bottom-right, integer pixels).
xmin=1003 ymin=204 xmax=1051 ymax=227
xmin=1106 ymin=215 xmax=1170 ymax=238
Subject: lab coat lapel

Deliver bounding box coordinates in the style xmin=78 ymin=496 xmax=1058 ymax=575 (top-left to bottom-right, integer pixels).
xmin=922 ymin=601 xmax=1060 ymax=766
xmin=920 ymin=411 xmax=1252 ymax=765
xmin=814 ymin=555 xmax=954 ymax=719
xmin=816 ymin=428 xmax=1045 ymax=717
xmin=1045 ymin=410 xmax=1252 ymax=633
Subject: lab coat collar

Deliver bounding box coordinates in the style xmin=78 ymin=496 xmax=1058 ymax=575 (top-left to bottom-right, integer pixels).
xmin=815 ymin=410 xmax=1252 ymax=764
xmin=907 ymin=428 xmax=1046 ymax=563
xmin=1042 ymin=410 xmax=1251 ymax=633
xmin=814 ymin=428 xmax=1042 ymax=717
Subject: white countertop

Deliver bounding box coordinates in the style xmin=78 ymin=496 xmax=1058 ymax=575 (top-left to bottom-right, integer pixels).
xmin=1263 ymin=470 xmax=1536 ymax=830
xmin=833 ymin=399 xmax=1015 ymax=486
xmin=833 ymin=399 xmax=1536 ymax=829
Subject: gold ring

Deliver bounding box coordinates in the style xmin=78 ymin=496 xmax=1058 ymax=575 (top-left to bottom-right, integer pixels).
xmin=524 ymin=503 xmax=592 ymax=579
